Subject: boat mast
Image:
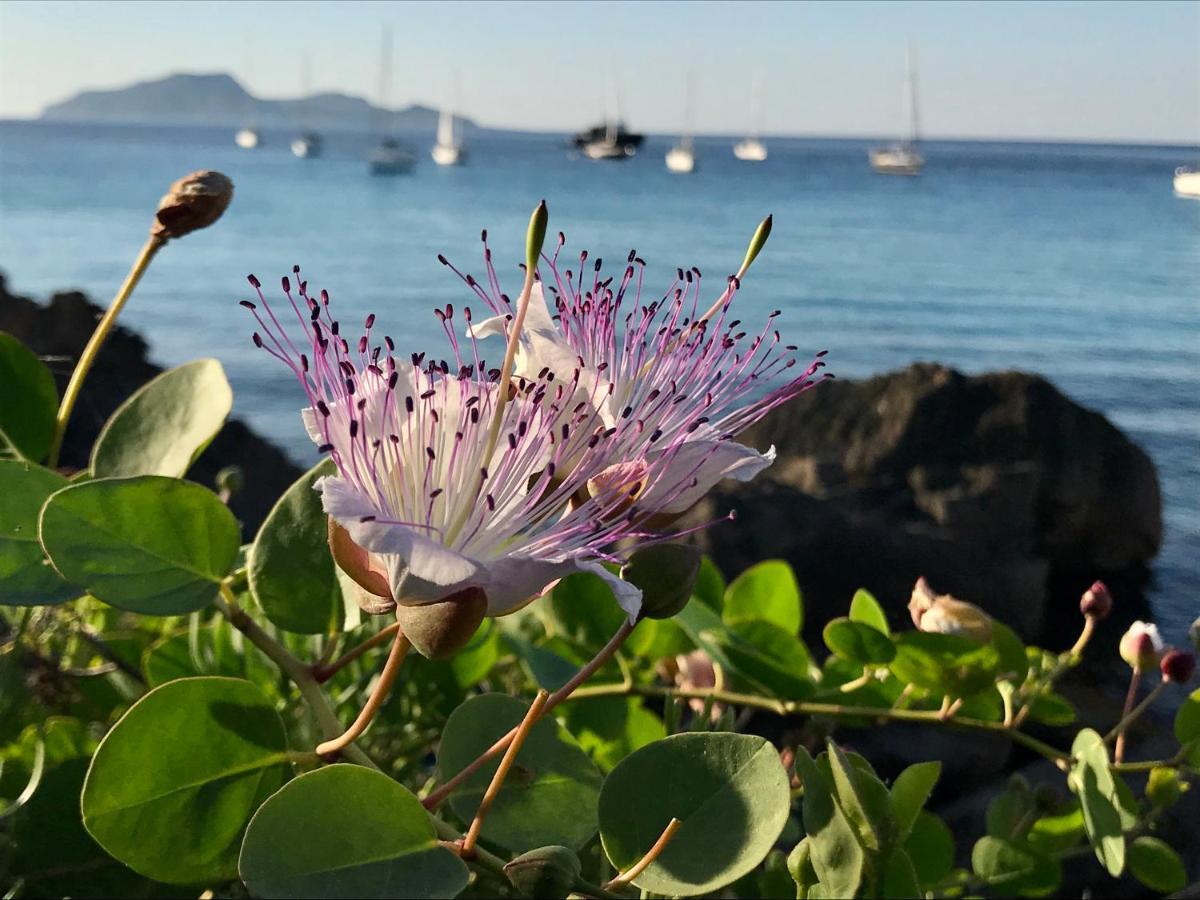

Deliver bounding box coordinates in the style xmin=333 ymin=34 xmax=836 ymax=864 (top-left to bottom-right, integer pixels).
xmin=749 ymin=69 xmax=764 ymax=142
xmin=903 ymin=42 xmax=920 ymax=148
xmin=682 ymin=72 xmax=696 ymax=150
xmin=375 ymin=26 xmax=393 ymax=141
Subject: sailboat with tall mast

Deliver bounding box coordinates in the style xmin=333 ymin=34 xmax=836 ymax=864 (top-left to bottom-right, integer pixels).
xmin=666 ymin=74 xmax=697 ymax=173
xmin=291 ymin=57 xmax=322 ymax=159
xmin=235 ymin=52 xmax=261 ymax=149
xmin=575 ymin=79 xmax=642 ymax=160
xmin=733 ymin=71 xmax=767 ymax=162
xmin=368 ymin=26 xmax=416 ymax=176
xmin=431 ymin=74 xmax=466 ymax=166
xmin=870 ymin=43 xmax=924 ymax=175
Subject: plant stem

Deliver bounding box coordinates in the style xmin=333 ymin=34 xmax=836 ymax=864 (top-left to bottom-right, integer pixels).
xmin=569 ymin=682 xmax=1072 ymax=765
xmin=315 ymin=626 xmax=410 ymax=760
xmin=461 ymin=690 xmax=548 ymax=857
xmin=423 ymin=619 xmax=636 ymax=809
xmin=1108 ymin=676 xmax=1163 ymax=751
xmin=604 ymin=817 xmax=682 ymax=890
xmin=1113 ymin=667 xmax=1143 ymax=764
xmin=48 ymin=235 xmax=165 ymax=467
xmin=312 ymin=622 xmax=401 ymax=682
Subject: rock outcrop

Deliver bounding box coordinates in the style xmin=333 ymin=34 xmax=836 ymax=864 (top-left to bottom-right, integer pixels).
xmin=685 ymin=363 xmax=1162 ymax=642
xmin=0 ymin=274 xmax=301 ymax=535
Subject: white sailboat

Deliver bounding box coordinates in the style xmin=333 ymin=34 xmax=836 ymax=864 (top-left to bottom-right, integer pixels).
xmin=431 ymin=77 xmax=466 ymax=166
xmin=733 ymin=71 xmax=767 ymax=162
xmin=235 ymin=51 xmax=261 ymax=149
xmin=235 ymin=127 xmax=261 ymax=149
xmin=870 ymin=43 xmax=924 ymax=175
xmin=666 ymin=74 xmax=697 ymax=173
xmin=369 ymin=27 xmax=415 ymax=176
xmin=577 ymin=80 xmax=642 ymax=160
xmin=291 ymin=57 xmax=322 ymax=159
xmin=1174 ymin=166 xmax=1200 ymax=198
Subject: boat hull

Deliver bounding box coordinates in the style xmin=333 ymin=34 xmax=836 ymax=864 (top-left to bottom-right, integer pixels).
xmin=235 ymin=128 xmax=260 ymax=149
xmin=733 ymin=139 xmax=767 ymax=162
xmin=582 ymin=141 xmax=636 ymax=160
xmin=869 ymin=146 xmax=924 ymax=175
xmin=1174 ymin=168 xmax=1200 ymax=198
xmin=291 ymin=134 xmax=322 ymax=159
xmin=369 ymin=142 xmax=416 ymax=175
xmin=665 ymin=146 xmax=695 ymax=173
xmin=431 ymin=143 xmax=466 ymax=166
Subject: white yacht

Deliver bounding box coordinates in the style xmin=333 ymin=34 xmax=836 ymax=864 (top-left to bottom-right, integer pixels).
xmin=431 ymin=106 xmax=465 ymax=166
xmin=368 ymin=27 xmax=416 ymax=176
xmin=870 ymin=43 xmax=924 ymax=175
xmin=733 ymin=72 xmax=767 ymax=162
xmin=666 ymin=75 xmax=697 ymax=173
xmin=1174 ymin=166 xmax=1200 ymax=198
xmin=291 ymin=59 xmax=322 ymax=159
xmin=235 ymin=127 xmax=260 ymax=149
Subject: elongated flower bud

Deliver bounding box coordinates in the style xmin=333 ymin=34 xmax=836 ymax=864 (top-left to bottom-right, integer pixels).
xmin=394 ymin=587 xmax=487 ymax=659
xmin=622 ymin=542 xmax=702 ymax=619
xmin=1118 ymin=620 xmax=1163 ymax=671
xmin=1079 ymin=580 xmax=1112 ymax=620
xmin=526 ymin=200 xmax=548 ymax=272
xmin=908 ymin=577 xmax=993 ymax=643
xmin=151 ymin=170 xmax=233 ymax=240
xmin=738 ymin=213 xmax=773 ymax=277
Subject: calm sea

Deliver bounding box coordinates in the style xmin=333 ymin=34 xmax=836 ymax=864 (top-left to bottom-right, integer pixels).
xmin=1 ymin=121 xmax=1197 ymax=635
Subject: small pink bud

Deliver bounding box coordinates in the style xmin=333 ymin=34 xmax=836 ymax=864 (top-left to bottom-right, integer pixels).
xmin=1119 ymin=621 xmax=1164 ymax=671
xmin=1160 ymin=649 xmax=1195 ymax=684
xmin=1080 ymin=580 xmax=1112 ymax=620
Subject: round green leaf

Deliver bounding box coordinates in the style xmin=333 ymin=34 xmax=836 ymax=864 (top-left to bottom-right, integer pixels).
xmin=849 ymin=588 xmax=889 ymax=635
xmin=723 ymin=560 xmax=802 ymax=634
xmin=239 ymin=765 xmax=469 ymax=899
xmin=598 ymin=732 xmax=790 ymax=896
xmin=1175 ymin=688 xmax=1200 ymax=744
xmin=1071 ymin=728 xmax=1125 ymax=877
xmin=91 ymin=359 xmax=233 ymax=478
xmin=971 ymin=836 xmax=1061 ymax=896
xmin=0 ymin=331 xmax=58 ymax=462
xmin=1127 ymin=836 xmax=1186 ymax=893
xmin=248 ymin=460 xmax=342 ymax=634
xmin=439 ymin=693 xmax=602 ymax=852
xmin=890 ymin=761 xmax=941 ymax=841
xmin=0 ymin=460 xmax=76 ymax=605
xmin=904 ymin=810 xmax=955 ymax=888
xmin=40 ymin=476 xmax=240 ymax=615
xmin=141 ymin=622 xmax=273 ymax=687
xmin=81 ymin=677 xmax=289 ymax=884
xmin=693 ymin=555 xmax=726 ymax=610
xmin=720 ymin=620 xmax=814 ymax=700
xmin=560 ymin=696 xmax=667 ymax=771
xmin=823 ymin=618 xmax=896 ymax=665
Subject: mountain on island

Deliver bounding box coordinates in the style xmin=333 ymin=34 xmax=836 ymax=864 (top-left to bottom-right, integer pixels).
xmin=39 ymin=72 xmax=474 ymax=133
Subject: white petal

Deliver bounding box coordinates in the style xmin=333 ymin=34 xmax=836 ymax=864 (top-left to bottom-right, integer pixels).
xmin=576 ymin=560 xmax=643 ymax=622
xmin=642 ymin=439 xmax=775 ymax=514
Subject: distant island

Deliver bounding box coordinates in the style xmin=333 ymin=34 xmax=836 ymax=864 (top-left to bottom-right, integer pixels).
xmin=39 ymin=72 xmax=475 ymax=133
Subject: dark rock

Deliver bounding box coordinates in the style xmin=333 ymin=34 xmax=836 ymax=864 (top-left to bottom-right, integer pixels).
xmin=686 ymin=363 xmax=1162 ymax=644
xmin=0 ymin=273 xmax=301 ymax=535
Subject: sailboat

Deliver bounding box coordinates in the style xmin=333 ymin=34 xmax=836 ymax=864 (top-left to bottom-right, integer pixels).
xmin=368 ymin=27 xmax=416 ymax=175
xmin=1174 ymin=166 xmax=1200 ymax=198
xmin=665 ymin=75 xmax=697 ymax=173
xmin=431 ymin=77 xmax=466 ymax=166
xmin=733 ymin=71 xmax=767 ymax=162
xmin=235 ymin=52 xmax=261 ymax=149
xmin=291 ymin=58 xmax=323 ymax=159
xmin=870 ymin=43 xmax=924 ymax=175
xmin=575 ymin=80 xmax=643 ymax=160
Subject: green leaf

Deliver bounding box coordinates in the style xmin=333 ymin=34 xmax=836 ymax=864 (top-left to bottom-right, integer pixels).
xmin=1026 ymin=691 xmax=1076 ymax=726
xmin=991 ymin=622 xmax=1028 ymax=679
xmin=91 ymin=359 xmax=233 ymax=478
xmin=141 ymin=621 xmax=273 ymax=687
xmin=972 ymin=836 xmax=1061 ymax=896
xmin=787 ymin=838 xmax=819 ymax=897
xmin=545 ymin=570 xmax=627 ymax=651
xmin=1027 ymin=805 xmax=1085 ymax=855
xmin=693 ymin=555 xmax=726 ymax=610
xmin=825 ymin=741 xmax=895 ymax=853
xmin=39 ymin=476 xmax=240 ymax=615
xmin=889 ymin=761 xmax=941 ymax=841
xmin=904 ymin=810 xmax=954 ymax=888
xmin=560 ymin=696 xmax=666 ymax=771
xmin=81 ymin=677 xmax=289 ymax=884
xmin=248 ymin=460 xmax=342 ymax=634
xmin=849 ymin=588 xmax=889 ymax=635
xmin=0 ymin=331 xmax=58 ymax=462
xmin=598 ymin=732 xmax=790 ymax=897
xmin=0 ymin=460 xmax=76 ymax=605
xmin=1175 ymin=688 xmax=1200 ymax=744
xmin=720 ymin=620 xmax=814 ymax=700
xmin=439 ymin=693 xmax=602 ymax=852
xmin=723 ymin=559 xmax=802 ymax=635
xmin=239 ymin=765 xmax=469 ymax=899
xmin=1127 ymin=836 xmax=1186 ymax=893
xmin=880 ymin=849 xmax=921 ymax=899
xmin=446 ymin=618 xmax=501 ymax=689
xmin=793 ymin=747 xmax=864 ymax=899
xmin=823 ymin=617 xmax=895 ymax=665
xmin=1070 ymin=728 xmax=1125 ymax=877
xmin=890 ymin=631 xmax=1000 ymax=696
xmin=626 ymin=617 xmax=694 ymax=661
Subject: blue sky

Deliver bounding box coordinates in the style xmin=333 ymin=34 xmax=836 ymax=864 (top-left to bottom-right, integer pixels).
xmin=1 ymin=0 xmax=1196 ymax=143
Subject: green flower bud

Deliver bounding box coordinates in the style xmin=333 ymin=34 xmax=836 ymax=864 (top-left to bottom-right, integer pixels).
xmin=1146 ymin=766 xmax=1185 ymax=808
xmin=215 ymin=465 xmax=243 ymax=501
xmin=526 ymin=200 xmax=548 ymax=272
xmin=621 ymin=543 xmax=702 ymax=620
xmin=503 ymin=845 xmax=581 ymax=899
xmin=394 ymin=587 xmax=487 ymax=660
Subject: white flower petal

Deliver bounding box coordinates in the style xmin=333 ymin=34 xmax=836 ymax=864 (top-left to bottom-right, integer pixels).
xmin=642 ymin=439 xmax=775 ymax=514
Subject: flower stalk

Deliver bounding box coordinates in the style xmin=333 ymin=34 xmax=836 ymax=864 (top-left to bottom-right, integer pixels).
xmin=603 ymin=817 xmax=682 ymax=890
xmin=316 ymin=626 xmax=411 ymax=760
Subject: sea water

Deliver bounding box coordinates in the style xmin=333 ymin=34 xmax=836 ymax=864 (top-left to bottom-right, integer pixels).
xmin=1 ymin=121 xmax=1197 ymax=635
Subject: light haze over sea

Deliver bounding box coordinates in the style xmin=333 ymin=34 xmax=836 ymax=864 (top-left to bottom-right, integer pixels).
xmin=0 ymin=121 xmax=1197 ymax=636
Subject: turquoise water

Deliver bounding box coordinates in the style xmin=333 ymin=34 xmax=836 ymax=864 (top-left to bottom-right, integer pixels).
xmin=1 ymin=121 xmax=1197 ymax=635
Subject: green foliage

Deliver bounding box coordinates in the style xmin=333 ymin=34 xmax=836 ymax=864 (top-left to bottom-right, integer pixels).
xmin=0 ymin=331 xmax=58 ymax=462
xmin=248 ymin=460 xmax=343 ymax=634
xmin=598 ymin=732 xmax=790 ymax=896
xmin=823 ymin=618 xmax=896 ymax=665
xmin=91 ymin=359 xmax=233 ymax=478
xmin=1070 ymin=728 xmax=1126 ymax=877
xmin=0 ymin=460 xmax=76 ymax=605
xmin=723 ymin=559 xmax=803 ymax=634
xmin=81 ymin=677 xmax=289 ymax=884
xmin=1127 ymin=835 xmax=1186 ymax=893
xmin=239 ymin=765 xmax=470 ymax=899
xmin=39 ymin=476 xmax=240 ymax=614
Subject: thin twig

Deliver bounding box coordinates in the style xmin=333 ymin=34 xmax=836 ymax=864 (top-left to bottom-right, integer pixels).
xmin=604 ymin=817 xmax=682 ymax=889
xmin=316 ymin=626 xmax=410 ymax=760
xmin=461 ymin=690 xmax=549 ymax=857
xmin=1113 ymin=668 xmax=1144 ymax=764
xmin=312 ymin=622 xmax=401 ymax=682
